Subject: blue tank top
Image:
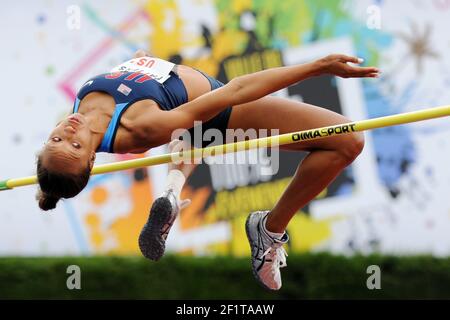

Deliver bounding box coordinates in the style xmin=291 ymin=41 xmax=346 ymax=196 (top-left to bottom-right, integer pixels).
xmin=72 ymin=70 xmax=188 ymax=153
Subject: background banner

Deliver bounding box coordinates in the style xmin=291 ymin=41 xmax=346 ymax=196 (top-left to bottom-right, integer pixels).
xmin=1 ymin=0 xmax=449 ymax=257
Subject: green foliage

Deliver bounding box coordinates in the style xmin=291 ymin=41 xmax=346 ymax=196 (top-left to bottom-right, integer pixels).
xmin=0 ymin=254 xmax=449 ymax=299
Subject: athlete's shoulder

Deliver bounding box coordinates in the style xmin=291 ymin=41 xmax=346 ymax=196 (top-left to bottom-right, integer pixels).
xmin=77 ymin=73 xmax=107 ymax=90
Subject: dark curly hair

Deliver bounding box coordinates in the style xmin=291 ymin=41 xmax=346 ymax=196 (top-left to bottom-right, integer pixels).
xmin=36 ymin=153 xmax=91 ymax=211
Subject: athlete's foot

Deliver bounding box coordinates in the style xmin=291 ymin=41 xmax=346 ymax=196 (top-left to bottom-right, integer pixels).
xmin=245 ymin=211 xmax=289 ymax=291
xmin=138 ymin=189 xmax=179 ymax=261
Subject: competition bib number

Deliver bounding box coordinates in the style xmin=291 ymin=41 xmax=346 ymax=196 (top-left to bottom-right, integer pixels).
xmin=110 ymin=57 xmax=175 ymax=84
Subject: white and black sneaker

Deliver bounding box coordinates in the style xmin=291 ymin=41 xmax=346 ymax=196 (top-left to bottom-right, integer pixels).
xmin=138 ymin=189 xmax=179 ymax=261
xmin=245 ymin=211 xmax=289 ymax=291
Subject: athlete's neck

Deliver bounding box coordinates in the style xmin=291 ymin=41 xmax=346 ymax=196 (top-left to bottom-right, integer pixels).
xmin=77 ymin=92 xmax=116 ymax=151
xmin=85 ymin=113 xmax=109 ymax=151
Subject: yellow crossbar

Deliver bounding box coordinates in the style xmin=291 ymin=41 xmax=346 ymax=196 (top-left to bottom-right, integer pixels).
xmin=1 ymin=105 xmax=449 ymax=191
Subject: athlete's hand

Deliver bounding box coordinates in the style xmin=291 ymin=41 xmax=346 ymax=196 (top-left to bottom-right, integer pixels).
xmin=168 ymin=139 xmax=196 ymax=179
xmin=317 ymin=54 xmax=380 ymax=78
xmin=134 ymin=49 xmax=152 ymax=59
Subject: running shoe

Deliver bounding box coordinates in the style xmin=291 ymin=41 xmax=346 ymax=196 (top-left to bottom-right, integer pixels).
xmin=138 ymin=189 xmax=179 ymax=261
xmin=245 ymin=211 xmax=289 ymax=290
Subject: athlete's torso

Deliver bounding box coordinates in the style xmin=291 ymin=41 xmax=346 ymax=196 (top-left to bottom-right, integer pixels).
xmin=73 ymin=57 xmax=211 ymax=153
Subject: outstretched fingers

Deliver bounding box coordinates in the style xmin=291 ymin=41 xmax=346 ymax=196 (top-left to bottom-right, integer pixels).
xmin=133 ymin=49 xmax=153 ymax=58
xmin=323 ymin=54 xmax=380 ymax=79
xmin=346 ymin=65 xmax=380 ymax=78
xmin=337 ymin=54 xmax=363 ymax=64
xmin=134 ymin=49 xmax=147 ymax=58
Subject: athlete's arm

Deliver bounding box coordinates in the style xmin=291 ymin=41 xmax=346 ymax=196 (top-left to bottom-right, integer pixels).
xmin=143 ymin=54 xmax=379 ymax=145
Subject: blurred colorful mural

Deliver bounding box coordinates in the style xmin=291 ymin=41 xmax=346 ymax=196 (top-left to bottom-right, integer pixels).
xmin=1 ymin=0 xmax=450 ymax=256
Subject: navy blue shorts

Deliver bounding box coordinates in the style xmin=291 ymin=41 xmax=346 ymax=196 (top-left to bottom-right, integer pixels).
xmin=186 ymin=70 xmax=233 ymax=148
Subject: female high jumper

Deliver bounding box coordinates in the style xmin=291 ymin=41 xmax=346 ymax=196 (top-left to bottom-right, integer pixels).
xmin=36 ymin=49 xmax=378 ymax=290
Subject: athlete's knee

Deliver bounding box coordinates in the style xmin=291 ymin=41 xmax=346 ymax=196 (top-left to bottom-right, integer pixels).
xmin=337 ymin=132 xmax=365 ymax=165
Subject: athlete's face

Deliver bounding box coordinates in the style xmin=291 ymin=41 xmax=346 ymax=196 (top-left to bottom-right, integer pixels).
xmin=42 ymin=113 xmax=96 ymax=175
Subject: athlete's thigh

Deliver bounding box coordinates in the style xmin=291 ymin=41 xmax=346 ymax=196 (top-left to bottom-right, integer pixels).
xmin=227 ymin=95 xmax=357 ymax=151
